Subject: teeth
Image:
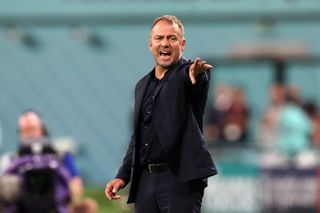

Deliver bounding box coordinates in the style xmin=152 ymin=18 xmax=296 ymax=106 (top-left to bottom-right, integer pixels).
xmin=160 ymin=51 xmax=170 ymax=56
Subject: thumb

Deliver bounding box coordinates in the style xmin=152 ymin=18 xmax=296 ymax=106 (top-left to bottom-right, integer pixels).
xmin=190 ymin=74 xmax=196 ymax=85
xmin=189 ymin=64 xmax=196 ymax=85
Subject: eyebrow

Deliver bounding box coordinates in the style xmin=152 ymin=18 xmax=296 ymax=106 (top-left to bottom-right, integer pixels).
xmin=153 ymin=34 xmax=178 ymax=38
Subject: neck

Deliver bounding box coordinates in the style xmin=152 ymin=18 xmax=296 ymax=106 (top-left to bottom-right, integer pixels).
xmin=155 ymin=66 xmax=168 ymax=80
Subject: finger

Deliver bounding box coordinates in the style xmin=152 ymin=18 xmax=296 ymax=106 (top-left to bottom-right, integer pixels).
xmin=190 ymin=75 xmax=196 ymax=85
xmin=199 ymin=60 xmax=206 ymax=64
xmin=106 ymin=184 xmax=113 ymax=193
xmin=108 ymin=188 xmax=121 ymax=200
xmin=204 ymin=64 xmax=213 ymax=69
xmin=106 ymin=193 xmax=112 ymax=200
xmin=194 ymin=57 xmax=200 ymax=67
xmin=105 ymin=190 xmax=112 ymax=200
xmin=189 ymin=64 xmax=196 ymax=85
xmin=112 ymin=194 xmax=121 ymax=200
xmin=105 ymin=183 xmax=115 ymax=200
xmin=105 ymin=189 xmax=112 ymax=200
xmin=194 ymin=61 xmax=207 ymax=75
xmin=198 ymin=61 xmax=206 ymax=68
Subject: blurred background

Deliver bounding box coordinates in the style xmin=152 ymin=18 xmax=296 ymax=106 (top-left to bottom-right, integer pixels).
xmin=1 ymin=0 xmax=320 ymax=212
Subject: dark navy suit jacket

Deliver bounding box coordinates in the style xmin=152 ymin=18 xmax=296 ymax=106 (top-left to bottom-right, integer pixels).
xmin=116 ymin=57 xmax=217 ymax=203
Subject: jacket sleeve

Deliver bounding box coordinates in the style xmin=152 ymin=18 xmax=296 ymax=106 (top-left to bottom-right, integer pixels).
xmin=184 ymin=61 xmax=211 ymax=93
xmin=115 ymin=134 xmax=135 ymax=186
xmin=185 ymin=67 xmax=211 ymax=130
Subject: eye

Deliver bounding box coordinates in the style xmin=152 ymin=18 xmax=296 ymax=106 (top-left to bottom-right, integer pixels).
xmin=154 ymin=36 xmax=162 ymax=41
xmin=169 ymin=36 xmax=178 ymax=42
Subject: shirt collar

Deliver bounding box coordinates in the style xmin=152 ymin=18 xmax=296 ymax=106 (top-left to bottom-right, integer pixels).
xmin=149 ymin=57 xmax=187 ymax=80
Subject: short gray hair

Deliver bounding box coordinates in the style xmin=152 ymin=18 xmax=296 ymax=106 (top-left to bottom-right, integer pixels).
xmin=151 ymin=15 xmax=185 ymax=37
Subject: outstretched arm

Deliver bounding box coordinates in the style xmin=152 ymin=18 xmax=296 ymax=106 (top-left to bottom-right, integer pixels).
xmin=188 ymin=57 xmax=213 ymax=85
xmin=186 ymin=57 xmax=213 ymax=129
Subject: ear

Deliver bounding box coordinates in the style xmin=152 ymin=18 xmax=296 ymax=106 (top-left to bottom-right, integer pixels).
xmin=148 ymin=39 xmax=152 ymax=51
xmin=181 ymin=39 xmax=186 ymax=51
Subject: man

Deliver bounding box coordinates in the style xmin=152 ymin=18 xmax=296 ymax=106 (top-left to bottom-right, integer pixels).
xmin=17 ymin=111 xmax=97 ymax=213
xmin=105 ymin=15 xmax=217 ymax=213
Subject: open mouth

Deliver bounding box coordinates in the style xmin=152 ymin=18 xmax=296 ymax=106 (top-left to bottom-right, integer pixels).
xmin=159 ymin=51 xmax=172 ymax=57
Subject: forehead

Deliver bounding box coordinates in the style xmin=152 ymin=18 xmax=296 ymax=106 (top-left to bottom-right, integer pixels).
xmin=151 ymin=20 xmax=182 ymax=36
xmin=19 ymin=113 xmax=42 ymax=126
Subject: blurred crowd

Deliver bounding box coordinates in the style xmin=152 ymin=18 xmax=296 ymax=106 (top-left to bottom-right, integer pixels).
xmin=1 ymin=82 xmax=319 ymax=212
xmin=204 ymin=82 xmax=320 ymax=160
xmin=204 ymin=84 xmax=250 ymax=143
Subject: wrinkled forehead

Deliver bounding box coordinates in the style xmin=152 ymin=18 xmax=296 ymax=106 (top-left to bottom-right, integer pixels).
xmin=150 ymin=20 xmax=183 ymax=37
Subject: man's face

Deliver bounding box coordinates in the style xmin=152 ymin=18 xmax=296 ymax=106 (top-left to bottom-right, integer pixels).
xmin=19 ymin=112 xmax=44 ymax=141
xmin=149 ymin=20 xmax=186 ymax=70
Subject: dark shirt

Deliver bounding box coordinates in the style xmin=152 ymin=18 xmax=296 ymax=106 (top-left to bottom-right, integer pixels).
xmin=139 ymin=70 xmax=165 ymax=165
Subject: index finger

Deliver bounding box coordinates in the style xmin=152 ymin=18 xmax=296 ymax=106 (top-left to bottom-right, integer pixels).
xmin=194 ymin=57 xmax=200 ymax=67
xmin=204 ymin=64 xmax=213 ymax=69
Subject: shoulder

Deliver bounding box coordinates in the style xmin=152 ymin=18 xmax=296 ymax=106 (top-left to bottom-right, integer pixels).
xmin=175 ymin=58 xmax=193 ymax=80
xmin=136 ymin=74 xmax=149 ymax=86
xmin=177 ymin=57 xmax=192 ymax=72
xmin=135 ymin=70 xmax=152 ymax=91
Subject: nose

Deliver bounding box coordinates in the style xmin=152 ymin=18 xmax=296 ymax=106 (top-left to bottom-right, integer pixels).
xmin=160 ymin=38 xmax=169 ymax=48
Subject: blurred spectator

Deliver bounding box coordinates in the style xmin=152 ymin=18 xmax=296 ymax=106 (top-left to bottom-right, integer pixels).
xmin=205 ymin=84 xmax=233 ymax=142
xmin=286 ymin=84 xmax=304 ymax=107
xmin=223 ymin=87 xmax=250 ymax=142
xmin=258 ymin=84 xmax=319 ymax=168
xmin=4 ymin=110 xmax=97 ymax=213
xmin=277 ymin=91 xmax=312 ymax=157
xmin=257 ymin=83 xmax=286 ymax=150
xmin=204 ymin=84 xmax=250 ymax=143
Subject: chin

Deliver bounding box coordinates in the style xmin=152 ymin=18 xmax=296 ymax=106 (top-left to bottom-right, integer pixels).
xmin=158 ymin=60 xmax=175 ymax=68
xmin=160 ymin=63 xmax=172 ymax=69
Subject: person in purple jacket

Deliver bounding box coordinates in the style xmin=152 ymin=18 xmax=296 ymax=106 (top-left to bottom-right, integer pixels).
xmin=17 ymin=110 xmax=97 ymax=213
